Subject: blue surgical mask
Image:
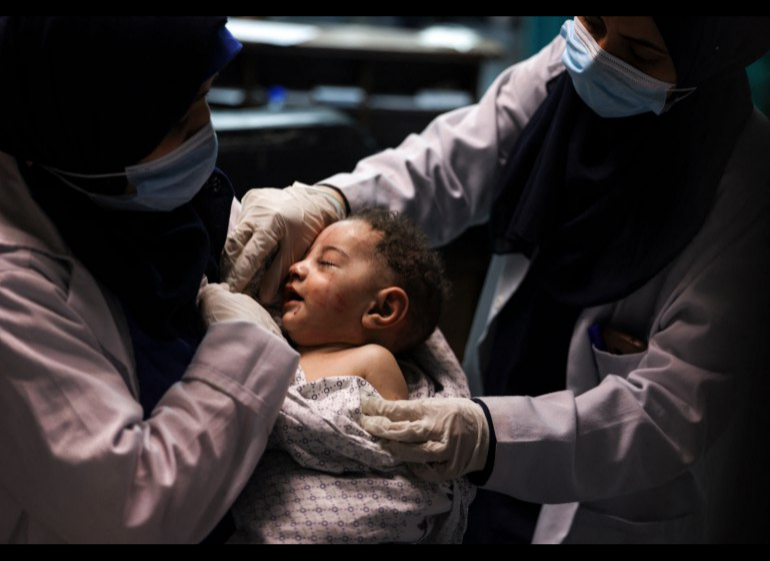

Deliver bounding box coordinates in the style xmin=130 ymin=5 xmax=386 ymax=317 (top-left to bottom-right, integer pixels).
xmin=561 ymin=18 xmax=682 ymax=119
xmin=42 ymin=121 xmax=219 ymax=212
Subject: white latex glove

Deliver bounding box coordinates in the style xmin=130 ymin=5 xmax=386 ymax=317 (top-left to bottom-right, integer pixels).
xmin=223 ymin=183 xmax=347 ymax=303
xmin=361 ymin=396 xmax=491 ymax=483
xmin=199 ymin=283 xmax=284 ymax=340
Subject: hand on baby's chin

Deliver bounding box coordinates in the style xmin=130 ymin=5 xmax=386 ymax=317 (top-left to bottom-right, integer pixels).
xmin=241 ymin=274 xmax=287 ymax=333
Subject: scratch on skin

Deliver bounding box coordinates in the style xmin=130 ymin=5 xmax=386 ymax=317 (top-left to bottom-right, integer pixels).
xmin=333 ymin=293 xmax=347 ymax=314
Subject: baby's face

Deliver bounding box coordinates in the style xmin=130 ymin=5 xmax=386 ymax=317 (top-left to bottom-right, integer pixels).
xmin=283 ymin=220 xmax=389 ymax=348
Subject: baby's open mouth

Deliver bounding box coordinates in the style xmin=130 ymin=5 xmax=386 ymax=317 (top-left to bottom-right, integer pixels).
xmin=283 ymin=285 xmax=304 ymax=305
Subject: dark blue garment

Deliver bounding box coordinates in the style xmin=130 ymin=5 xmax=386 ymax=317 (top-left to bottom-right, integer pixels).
xmin=127 ymin=312 xmax=201 ymax=418
xmin=126 ymin=169 xmax=236 ymax=418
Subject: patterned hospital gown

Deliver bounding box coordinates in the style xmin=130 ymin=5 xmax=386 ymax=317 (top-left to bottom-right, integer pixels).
xmin=231 ymin=331 xmax=476 ymax=544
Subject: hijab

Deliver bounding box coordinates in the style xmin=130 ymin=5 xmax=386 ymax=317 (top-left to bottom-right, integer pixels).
xmin=485 ymin=17 xmax=770 ymax=397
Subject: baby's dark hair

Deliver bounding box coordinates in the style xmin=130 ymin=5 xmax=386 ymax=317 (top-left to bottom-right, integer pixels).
xmin=353 ymin=209 xmax=451 ymax=353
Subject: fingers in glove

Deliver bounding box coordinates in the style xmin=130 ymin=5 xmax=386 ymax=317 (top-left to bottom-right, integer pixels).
xmin=198 ymin=282 xmax=229 ymax=302
xmin=258 ymin=250 xmax=292 ymax=305
xmin=382 ymin=440 xmax=450 ymax=464
xmin=222 ymin=222 xmax=257 ymax=279
xmin=229 ymin=227 xmax=281 ymax=294
xmin=223 ymin=222 xmax=253 ymax=262
xmin=360 ymin=416 xmax=436 ymax=443
xmin=360 ymin=395 xmax=428 ymax=423
xmin=198 ymin=283 xmax=231 ymax=324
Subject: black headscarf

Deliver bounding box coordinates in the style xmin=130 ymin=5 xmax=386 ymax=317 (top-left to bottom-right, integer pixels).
xmin=0 ymin=17 xmax=240 ymax=414
xmin=485 ymin=17 xmax=770 ymax=397
xmin=0 ymin=16 xmax=228 ymax=172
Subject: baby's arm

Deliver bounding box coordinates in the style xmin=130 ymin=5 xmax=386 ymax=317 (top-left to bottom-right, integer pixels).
xmin=358 ymin=345 xmax=410 ymax=402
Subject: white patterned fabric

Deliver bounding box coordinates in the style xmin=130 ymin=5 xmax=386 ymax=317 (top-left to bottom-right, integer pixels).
xmin=231 ymin=331 xmax=476 ymax=544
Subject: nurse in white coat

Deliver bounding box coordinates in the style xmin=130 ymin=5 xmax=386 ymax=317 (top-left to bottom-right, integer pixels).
xmin=225 ymin=17 xmax=770 ymax=543
xmin=0 ymin=17 xmax=302 ymax=543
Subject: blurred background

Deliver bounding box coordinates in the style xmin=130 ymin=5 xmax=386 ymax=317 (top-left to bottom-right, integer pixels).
xmin=217 ymin=17 xmax=770 ymax=157
xmin=213 ymin=16 xmax=770 ymax=373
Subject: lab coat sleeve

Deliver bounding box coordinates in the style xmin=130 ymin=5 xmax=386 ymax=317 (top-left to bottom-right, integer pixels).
xmin=323 ymin=37 xmax=565 ymax=247
xmin=0 ymin=257 xmax=299 ymax=544
xmin=479 ymin=198 xmax=770 ymax=505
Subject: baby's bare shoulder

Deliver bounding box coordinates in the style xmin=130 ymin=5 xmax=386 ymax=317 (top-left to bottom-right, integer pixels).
xmin=349 ymin=344 xmax=400 ymax=370
xmin=304 ymin=345 xmax=408 ymax=400
xmin=354 ymin=345 xmax=408 ymax=401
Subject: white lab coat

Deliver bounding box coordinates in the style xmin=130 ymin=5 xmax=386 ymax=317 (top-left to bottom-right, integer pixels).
xmin=0 ymin=154 xmax=299 ymax=543
xmin=325 ymin=37 xmax=770 ymax=543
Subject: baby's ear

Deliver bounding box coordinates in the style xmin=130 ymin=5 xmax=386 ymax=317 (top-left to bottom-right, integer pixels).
xmin=362 ymin=288 xmax=409 ymax=331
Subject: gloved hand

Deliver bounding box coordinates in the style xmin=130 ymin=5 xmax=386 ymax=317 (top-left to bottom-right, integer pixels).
xmin=361 ymin=396 xmax=491 ymax=483
xmin=199 ymin=283 xmax=284 ymax=340
xmin=222 ymin=183 xmax=347 ymax=303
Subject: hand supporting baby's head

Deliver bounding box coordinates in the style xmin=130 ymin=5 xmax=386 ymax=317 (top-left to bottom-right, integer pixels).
xmin=282 ymin=210 xmax=450 ymax=354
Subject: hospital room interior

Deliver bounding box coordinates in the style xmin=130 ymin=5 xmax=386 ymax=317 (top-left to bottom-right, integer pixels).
xmin=1 ymin=16 xmax=769 ymax=544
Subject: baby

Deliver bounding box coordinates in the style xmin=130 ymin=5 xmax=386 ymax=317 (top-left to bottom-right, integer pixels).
xmin=281 ymin=209 xmax=450 ymax=401
xmin=231 ymin=212 xmax=473 ymax=544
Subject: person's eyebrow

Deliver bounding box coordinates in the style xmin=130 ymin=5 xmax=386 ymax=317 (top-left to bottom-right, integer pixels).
xmin=321 ymin=246 xmax=350 ymax=259
xmin=195 ymin=88 xmax=211 ymax=102
xmin=620 ymin=33 xmax=669 ymax=56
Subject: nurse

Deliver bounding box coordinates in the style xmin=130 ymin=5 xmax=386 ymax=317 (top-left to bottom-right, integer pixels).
xmin=0 ymin=17 xmax=299 ymax=543
xmin=225 ymin=17 xmax=770 ymax=543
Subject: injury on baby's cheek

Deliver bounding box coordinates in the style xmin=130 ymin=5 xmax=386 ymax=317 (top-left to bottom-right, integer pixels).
xmin=314 ymin=286 xmax=347 ymax=314
xmin=333 ymin=293 xmax=347 ymax=314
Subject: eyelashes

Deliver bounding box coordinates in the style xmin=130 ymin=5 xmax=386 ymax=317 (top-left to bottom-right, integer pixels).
xmin=629 ymin=48 xmax=664 ymax=65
